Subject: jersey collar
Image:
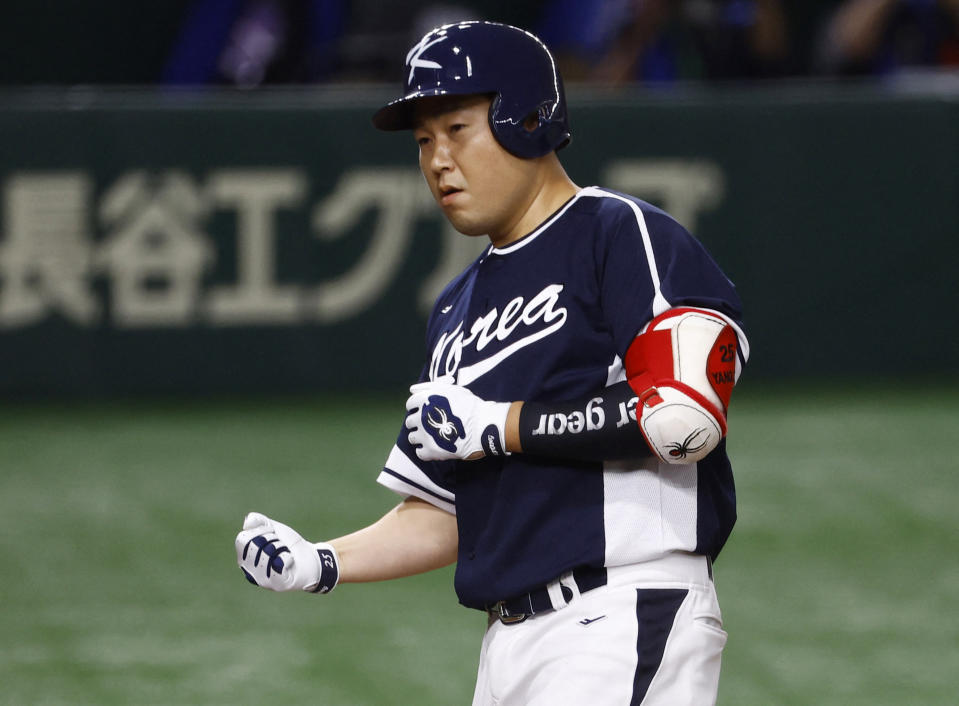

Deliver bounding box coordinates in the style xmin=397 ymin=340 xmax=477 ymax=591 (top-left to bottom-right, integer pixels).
xmin=488 ymin=187 xmax=597 ymax=256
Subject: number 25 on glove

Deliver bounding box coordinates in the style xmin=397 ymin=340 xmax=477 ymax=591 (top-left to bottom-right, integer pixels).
xmin=404 ymin=381 xmax=511 ymax=461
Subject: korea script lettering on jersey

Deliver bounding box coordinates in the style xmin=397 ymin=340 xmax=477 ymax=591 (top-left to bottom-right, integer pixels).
xmin=377 ymin=186 xmax=750 ymax=610
xmin=429 ymin=283 xmax=568 ymax=385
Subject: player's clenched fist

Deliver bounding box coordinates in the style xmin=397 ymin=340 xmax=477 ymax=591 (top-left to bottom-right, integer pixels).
xmin=235 ymin=512 xmax=340 ymax=594
xmin=405 ymin=381 xmax=511 ymax=461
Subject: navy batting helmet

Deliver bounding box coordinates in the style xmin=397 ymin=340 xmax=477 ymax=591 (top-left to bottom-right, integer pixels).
xmin=372 ymin=21 xmax=571 ymax=159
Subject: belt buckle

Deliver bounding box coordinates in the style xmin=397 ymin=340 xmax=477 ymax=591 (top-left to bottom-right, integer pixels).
xmin=491 ymin=601 xmax=528 ymax=625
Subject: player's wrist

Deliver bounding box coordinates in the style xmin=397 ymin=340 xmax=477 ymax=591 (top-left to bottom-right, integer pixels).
xmin=474 ymin=399 xmax=511 ymax=457
xmin=504 ymin=401 xmax=524 ymax=453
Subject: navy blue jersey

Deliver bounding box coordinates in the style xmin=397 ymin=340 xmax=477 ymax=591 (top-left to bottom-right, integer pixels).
xmin=378 ymin=187 xmax=749 ymax=611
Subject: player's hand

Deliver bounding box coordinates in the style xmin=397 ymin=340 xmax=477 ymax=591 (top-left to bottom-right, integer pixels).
xmin=405 ymin=380 xmax=511 ymax=461
xmin=235 ymin=512 xmax=340 ymax=594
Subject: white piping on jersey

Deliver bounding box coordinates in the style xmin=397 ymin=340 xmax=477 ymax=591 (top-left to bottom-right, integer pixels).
xmin=584 ymin=187 xmax=672 ymax=317
xmin=385 ymin=444 xmax=455 ymax=502
xmin=488 ymin=188 xmax=589 ymax=255
xmin=380 ymin=445 xmax=456 ymax=513
xmin=489 ymin=186 xmax=672 ymax=317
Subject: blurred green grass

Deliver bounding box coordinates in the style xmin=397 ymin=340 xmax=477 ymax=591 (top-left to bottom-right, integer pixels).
xmin=1 ymin=383 xmax=956 ymax=705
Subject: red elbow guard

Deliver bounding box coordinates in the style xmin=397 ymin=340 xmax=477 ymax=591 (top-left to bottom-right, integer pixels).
xmin=624 ymin=308 xmax=739 ymax=463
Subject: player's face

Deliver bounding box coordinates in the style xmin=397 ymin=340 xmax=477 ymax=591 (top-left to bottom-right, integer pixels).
xmin=413 ymin=95 xmax=543 ymax=247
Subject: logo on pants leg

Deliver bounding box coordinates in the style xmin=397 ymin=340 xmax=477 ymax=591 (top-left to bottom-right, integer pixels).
xmin=578 ymin=615 xmax=607 ymax=626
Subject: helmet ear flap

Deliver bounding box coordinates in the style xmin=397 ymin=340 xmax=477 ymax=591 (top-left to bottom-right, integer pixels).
xmin=544 ymin=120 xmax=572 ymax=152
xmin=522 ymin=103 xmax=556 ymax=132
xmin=530 ymin=102 xmax=572 ymax=153
xmin=488 ymin=94 xmax=572 ymax=159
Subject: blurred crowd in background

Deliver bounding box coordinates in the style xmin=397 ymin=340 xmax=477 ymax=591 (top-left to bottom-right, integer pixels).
xmin=2 ymin=0 xmax=958 ymax=87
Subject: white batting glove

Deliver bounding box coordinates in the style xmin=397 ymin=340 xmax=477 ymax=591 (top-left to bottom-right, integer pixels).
xmin=405 ymin=381 xmax=511 ymax=461
xmin=235 ymin=512 xmax=340 ymax=594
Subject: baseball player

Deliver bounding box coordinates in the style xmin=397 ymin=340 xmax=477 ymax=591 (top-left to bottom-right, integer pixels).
xmin=236 ymin=21 xmax=749 ymax=705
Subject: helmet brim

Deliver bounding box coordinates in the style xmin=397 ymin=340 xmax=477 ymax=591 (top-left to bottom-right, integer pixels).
xmin=372 ymin=90 xmax=444 ymax=131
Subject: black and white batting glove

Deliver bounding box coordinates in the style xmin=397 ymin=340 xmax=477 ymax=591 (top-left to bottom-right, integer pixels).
xmin=405 ymin=381 xmax=511 ymax=461
xmin=235 ymin=512 xmax=339 ymax=594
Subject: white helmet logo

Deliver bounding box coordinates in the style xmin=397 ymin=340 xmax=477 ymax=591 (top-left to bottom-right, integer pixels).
xmin=406 ymin=35 xmax=447 ymax=83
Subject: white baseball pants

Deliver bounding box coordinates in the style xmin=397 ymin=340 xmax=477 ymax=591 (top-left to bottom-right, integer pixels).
xmin=471 ymin=553 xmax=726 ymax=706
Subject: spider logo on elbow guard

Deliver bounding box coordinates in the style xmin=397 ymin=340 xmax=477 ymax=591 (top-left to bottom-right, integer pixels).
xmin=666 ymin=428 xmax=709 ymax=459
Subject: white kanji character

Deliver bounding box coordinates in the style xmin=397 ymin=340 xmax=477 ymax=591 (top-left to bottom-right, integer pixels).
xmin=96 ymin=171 xmax=213 ymax=327
xmin=0 ymin=172 xmax=99 ymax=327
xmin=205 ymin=170 xmax=305 ymax=325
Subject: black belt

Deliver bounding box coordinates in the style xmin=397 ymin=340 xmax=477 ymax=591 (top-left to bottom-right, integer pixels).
xmin=487 ymin=566 xmax=608 ymax=625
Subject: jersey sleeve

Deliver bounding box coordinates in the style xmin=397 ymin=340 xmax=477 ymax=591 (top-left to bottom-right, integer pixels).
xmin=597 ymin=196 xmax=749 ymax=370
xmin=376 ymin=328 xmax=459 ymax=514
xmin=377 ymin=432 xmax=457 ymax=515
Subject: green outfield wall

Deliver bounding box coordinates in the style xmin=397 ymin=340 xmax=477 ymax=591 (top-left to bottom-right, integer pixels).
xmin=1 ymin=86 xmax=956 ymax=396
